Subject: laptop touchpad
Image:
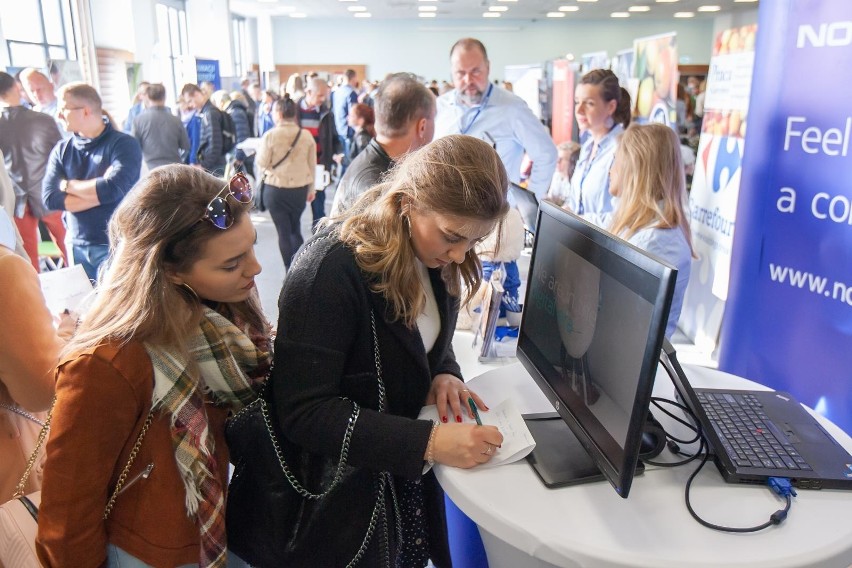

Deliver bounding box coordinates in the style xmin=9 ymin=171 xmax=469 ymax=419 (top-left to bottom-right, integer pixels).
xmin=791 ymin=423 xmax=833 ymax=445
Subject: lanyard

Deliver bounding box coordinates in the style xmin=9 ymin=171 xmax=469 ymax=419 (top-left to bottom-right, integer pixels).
xmin=460 ymin=84 xmax=493 ymax=135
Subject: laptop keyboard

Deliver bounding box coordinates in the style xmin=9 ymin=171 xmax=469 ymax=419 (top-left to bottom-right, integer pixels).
xmin=697 ymin=392 xmax=813 ymax=471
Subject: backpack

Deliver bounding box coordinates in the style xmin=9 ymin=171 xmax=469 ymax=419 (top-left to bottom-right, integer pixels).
xmin=219 ymin=109 xmax=237 ymax=155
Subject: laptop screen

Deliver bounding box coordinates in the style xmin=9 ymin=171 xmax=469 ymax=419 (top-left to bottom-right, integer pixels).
xmin=508 ymin=183 xmax=540 ymax=234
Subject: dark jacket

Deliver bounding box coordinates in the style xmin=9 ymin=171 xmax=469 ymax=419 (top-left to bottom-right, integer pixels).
xmin=197 ymin=100 xmax=226 ymax=173
xmin=297 ymin=101 xmax=340 ymax=170
xmin=332 ymin=138 xmax=393 ymax=215
xmin=248 ymin=229 xmax=458 ymax=567
xmin=226 ymin=100 xmax=252 ymax=145
xmin=0 ymin=105 xmax=62 ymax=217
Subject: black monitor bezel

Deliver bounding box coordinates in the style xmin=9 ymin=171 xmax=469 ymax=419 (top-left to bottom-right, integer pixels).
xmin=517 ymin=202 xmax=677 ymax=497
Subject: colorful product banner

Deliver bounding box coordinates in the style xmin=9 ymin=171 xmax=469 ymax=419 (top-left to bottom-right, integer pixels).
xmin=679 ymin=24 xmax=757 ymax=350
xmin=550 ymin=59 xmax=576 ymax=145
xmin=719 ymin=0 xmax=852 ymax=434
xmin=632 ymin=32 xmax=678 ymax=128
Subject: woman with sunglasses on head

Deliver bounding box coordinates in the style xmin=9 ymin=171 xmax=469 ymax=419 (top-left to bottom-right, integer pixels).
xmin=36 ymin=166 xmax=271 ymax=568
xmin=567 ymin=69 xmax=632 ymax=216
xmin=227 ymin=135 xmax=507 ymax=568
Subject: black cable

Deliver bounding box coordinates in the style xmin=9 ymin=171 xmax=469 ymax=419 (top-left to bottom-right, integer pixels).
xmin=655 ymin=354 xmax=795 ymax=532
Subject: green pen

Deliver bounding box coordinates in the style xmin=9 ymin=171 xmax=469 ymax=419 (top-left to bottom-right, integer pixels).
xmin=468 ymin=397 xmax=483 ymax=426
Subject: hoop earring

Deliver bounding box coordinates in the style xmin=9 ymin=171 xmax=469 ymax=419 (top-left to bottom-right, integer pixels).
xmin=178 ymin=282 xmax=199 ymax=302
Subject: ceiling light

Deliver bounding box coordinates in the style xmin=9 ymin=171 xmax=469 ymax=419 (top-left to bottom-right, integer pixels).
xmin=419 ymin=5 xmax=437 ymax=11
xmin=289 ymin=12 xmax=306 ymax=17
xmin=483 ymin=12 xmax=501 ymax=17
xmin=354 ymin=12 xmax=372 ymax=17
xmin=628 ymin=6 xmax=651 ymax=11
xmin=489 ymin=6 xmax=509 ymax=11
xmin=577 ymin=0 xmax=598 ymax=3
xmin=338 ymin=0 xmax=357 ymax=2
xmin=655 ymin=0 xmax=679 ymax=3
xmin=734 ymin=0 xmax=757 ymax=2
xmin=546 ymin=11 xmax=566 ymax=17
xmin=611 ymin=12 xmax=630 ymax=17
xmin=558 ymin=6 xmax=579 ymax=12
xmin=674 ymin=11 xmax=694 ymax=17
xmin=348 ymin=5 xmax=367 ymax=11
xmin=697 ymin=5 xmax=721 ymax=11
xmin=419 ymin=12 xmax=436 ymax=17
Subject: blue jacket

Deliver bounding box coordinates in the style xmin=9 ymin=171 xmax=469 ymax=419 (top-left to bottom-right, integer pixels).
xmin=42 ymin=120 xmax=142 ymax=246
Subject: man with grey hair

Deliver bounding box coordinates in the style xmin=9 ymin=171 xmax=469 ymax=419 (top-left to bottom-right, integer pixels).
xmin=297 ymin=76 xmax=340 ymax=227
xmin=331 ymin=72 xmax=436 ymax=215
xmin=19 ymin=67 xmax=70 ymax=138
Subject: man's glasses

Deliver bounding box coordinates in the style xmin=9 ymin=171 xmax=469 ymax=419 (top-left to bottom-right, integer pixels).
xmin=202 ymin=172 xmax=253 ymax=229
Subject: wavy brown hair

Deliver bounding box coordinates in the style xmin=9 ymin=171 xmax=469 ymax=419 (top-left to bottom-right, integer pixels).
xmin=609 ymin=124 xmax=695 ymax=256
xmin=63 ymin=165 xmax=268 ymax=358
xmin=336 ymin=135 xmax=509 ymax=327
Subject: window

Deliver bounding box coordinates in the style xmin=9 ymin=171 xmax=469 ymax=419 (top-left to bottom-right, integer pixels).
xmin=155 ymin=0 xmax=190 ymax=105
xmin=1 ymin=0 xmax=77 ymax=70
xmin=232 ymin=15 xmax=247 ymax=79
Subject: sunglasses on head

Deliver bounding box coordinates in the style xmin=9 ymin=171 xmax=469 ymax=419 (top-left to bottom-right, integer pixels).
xmin=202 ymin=172 xmax=253 ymax=229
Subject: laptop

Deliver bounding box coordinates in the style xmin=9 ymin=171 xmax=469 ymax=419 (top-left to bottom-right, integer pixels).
xmin=508 ymin=183 xmax=540 ymax=235
xmin=660 ymin=339 xmax=852 ymax=490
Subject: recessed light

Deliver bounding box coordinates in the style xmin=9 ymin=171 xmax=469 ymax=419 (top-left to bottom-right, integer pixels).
xmin=656 ymin=0 xmax=679 ymax=3
xmin=558 ymin=6 xmax=579 ymax=12
xmin=418 ymin=5 xmax=437 ymax=10
xmin=348 ymin=5 xmax=366 ymax=11
xmin=354 ymin=12 xmax=371 ymax=17
xmin=483 ymin=12 xmax=501 ymax=17
xmin=419 ymin=12 xmax=436 ymax=17
xmin=289 ymin=12 xmax=307 ymax=17
xmin=489 ymin=6 xmax=508 ymax=11
xmin=628 ymin=6 xmax=651 ymax=12
xmin=697 ymin=5 xmax=721 ymax=11
xmin=577 ymin=0 xmax=598 ymax=2
xmin=258 ymin=0 xmax=278 ymax=3
xmin=674 ymin=11 xmax=694 ymax=17
xmin=546 ymin=11 xmax=566 ymax=17
xmin=611 ymin=12 xmax=630 ymax=17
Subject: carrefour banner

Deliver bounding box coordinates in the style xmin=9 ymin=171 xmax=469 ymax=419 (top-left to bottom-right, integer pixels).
xmin=719 ymin=0 xmax=852 ymax=434
xmin=679 ymin=24 xmax=757 ymax=350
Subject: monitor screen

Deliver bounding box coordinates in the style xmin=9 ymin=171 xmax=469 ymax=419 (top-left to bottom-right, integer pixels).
xmin=517 ymin=202 xmax=677 ymax=497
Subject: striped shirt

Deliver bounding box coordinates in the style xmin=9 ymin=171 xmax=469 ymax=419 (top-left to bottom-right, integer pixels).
xmin=299 ymin=99 xmax=322 ymax=158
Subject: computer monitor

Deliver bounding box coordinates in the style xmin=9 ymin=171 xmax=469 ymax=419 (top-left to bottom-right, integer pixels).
xmin=517 ymin=202 xmax=677 ymax=498
xmin=508 ymin=182 xmax=540 ymax=235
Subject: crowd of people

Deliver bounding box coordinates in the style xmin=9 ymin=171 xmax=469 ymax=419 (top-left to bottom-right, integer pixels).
xmin=0 ymin=35 xmax=695 ymax=568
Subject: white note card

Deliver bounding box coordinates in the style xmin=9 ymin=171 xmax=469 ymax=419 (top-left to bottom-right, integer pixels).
xmin=38 ymin=264 xmax=94 ymax=315
xmin=418 ymin=398 xmax=536 ymax=468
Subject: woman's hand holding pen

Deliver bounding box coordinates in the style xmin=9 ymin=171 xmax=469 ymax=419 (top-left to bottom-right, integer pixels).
xmin=429 ymin=423 xmax=504 ymax=468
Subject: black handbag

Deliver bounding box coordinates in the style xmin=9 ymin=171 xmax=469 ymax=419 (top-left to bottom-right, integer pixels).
xmin=226 ymin=311 xmax=396 ymax=568
xmin=255 ymin=128 xmax=302 ymax=213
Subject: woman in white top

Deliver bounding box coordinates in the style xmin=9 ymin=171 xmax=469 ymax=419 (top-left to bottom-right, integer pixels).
xmin=567 ymin=69 xmax=632 ymax=216
xmin=606 ymin=123 xmax=695 ymax=338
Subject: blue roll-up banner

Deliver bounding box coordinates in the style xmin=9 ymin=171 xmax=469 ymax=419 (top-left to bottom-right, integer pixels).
xmin=719 ymin=0 xmax=852 ymax=434
xmin=195 ymin=58 xmax=221 ymax=90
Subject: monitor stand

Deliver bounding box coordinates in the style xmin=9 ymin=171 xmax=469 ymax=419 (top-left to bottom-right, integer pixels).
xmin=523 ymin=413 xmax=645 ymax=488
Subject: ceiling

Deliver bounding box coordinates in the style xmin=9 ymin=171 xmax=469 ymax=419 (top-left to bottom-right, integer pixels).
xmin=230 ymin=0 xmax=759 ymax=20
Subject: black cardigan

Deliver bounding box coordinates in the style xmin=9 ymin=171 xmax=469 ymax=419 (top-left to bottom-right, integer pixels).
xmin=271 ymin=229 xmax=460 ymax=567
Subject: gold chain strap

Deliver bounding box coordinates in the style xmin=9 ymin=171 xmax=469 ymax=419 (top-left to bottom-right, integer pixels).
xmin=103 ymin=408 xmax=155 ymax=520
xmin=11 ymin=395 xmax=56 ymax=499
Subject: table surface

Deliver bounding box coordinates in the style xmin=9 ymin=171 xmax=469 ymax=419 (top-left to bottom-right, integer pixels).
xmin=437 ymin=359 xmax=852 ymax=568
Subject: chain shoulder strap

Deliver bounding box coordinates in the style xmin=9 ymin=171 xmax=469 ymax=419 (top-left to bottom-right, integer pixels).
xmin=11 ymin=395 xmax=56 ymax=499
xmin=103 ymin=408 xmax=155 ymax=519
xmin=0 ymin=402 xmax=46 ymax=428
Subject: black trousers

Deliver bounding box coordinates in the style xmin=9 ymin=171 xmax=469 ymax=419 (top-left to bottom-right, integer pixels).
xmin=310 ymin=187 xmax=326 ymax=231
xmin=263 ymin=184 xmax=309 ymax=269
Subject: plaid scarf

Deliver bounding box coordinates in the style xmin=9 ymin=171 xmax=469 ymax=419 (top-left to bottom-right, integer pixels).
xmin=145 ymin=307 xmax=270 ymax=568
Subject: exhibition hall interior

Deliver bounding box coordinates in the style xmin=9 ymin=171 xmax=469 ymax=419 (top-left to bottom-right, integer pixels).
xmin=1 ymin=1 xmax=851 ymax=567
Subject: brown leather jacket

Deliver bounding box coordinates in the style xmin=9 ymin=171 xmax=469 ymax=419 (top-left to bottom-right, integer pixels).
xmin=36 ymin=340 xmax=231 ymax=568
xmin=0 ymin=106 xmax=62 ymax=218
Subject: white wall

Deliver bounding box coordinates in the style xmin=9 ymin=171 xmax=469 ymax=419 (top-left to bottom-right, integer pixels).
xmin=270 ymin=18 xmax=716 ymax=81
xmin=186 ymin=0 xmax=234 ymax=76
xmin=90 ymin=0 xmax=136 ymax=52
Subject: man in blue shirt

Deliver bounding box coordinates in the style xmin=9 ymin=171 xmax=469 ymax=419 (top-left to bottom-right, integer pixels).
xmin=42 ymin=83 xmax=142 ymax=281
xmin=435 ymin=38 xmax=557 ymax=199
xmin=332 ymin=69 xmax=359 ymax=174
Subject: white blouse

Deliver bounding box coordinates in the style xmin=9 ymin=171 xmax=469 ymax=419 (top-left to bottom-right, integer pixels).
xmin=415 ymin=260 xmax=440 ymax=353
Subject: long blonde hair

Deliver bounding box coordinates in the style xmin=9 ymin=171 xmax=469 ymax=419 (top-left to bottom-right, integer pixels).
xmin=609 ymin=124 xmax=694 ymax=256
xmin=336 ymin=135 xmax=509 ymax=327
xmin=63 ymin=165 xmax=268 ymax=358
